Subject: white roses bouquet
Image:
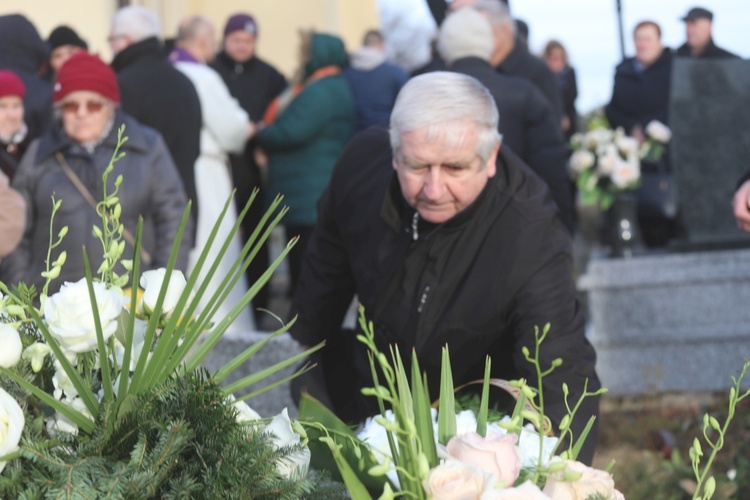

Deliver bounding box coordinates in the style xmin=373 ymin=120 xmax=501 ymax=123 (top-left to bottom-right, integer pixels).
xmin=569 ymin=126 xmax=641 ymax=210
xmin=0 ymin=127 xmax=332 ymax=498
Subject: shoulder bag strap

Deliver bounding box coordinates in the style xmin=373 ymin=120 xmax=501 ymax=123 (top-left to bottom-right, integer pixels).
xmin=55 ymin=152 xmax=152 ymax=265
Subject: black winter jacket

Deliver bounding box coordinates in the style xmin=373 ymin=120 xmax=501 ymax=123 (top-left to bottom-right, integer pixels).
xmin=498 ymin=42 xmax=563 ymax=123
xmin=451 ymin=57 xmax=573 ymax=233
xmin=676 ymin=38 xmax=740 ymax=59
xmin=111 ymin=37 xmax=201 ymax=220
xmin=605 ymin=49 xmax=673 ymax=133
xmin=0 ymin=111 xmax=192 ymax=293
xmin=0 ymin=14 xmax=53 ymax=141
xmin=291 ymin=126 xmax=600 ymax=463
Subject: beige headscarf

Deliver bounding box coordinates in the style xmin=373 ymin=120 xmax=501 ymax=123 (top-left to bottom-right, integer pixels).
xmin=0 ymin=171 xmax=25 ymax=258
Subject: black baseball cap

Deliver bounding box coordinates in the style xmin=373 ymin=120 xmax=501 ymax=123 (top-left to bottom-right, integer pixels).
xmin=681 ymin=7 xmax=713 ymax=22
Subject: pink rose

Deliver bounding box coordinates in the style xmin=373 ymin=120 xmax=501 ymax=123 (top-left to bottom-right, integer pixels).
xmin=424 ymin=460 xmax=491 ymax=499
xmin=480 ymin=480 xmax=550 ymax=499
xmin=446 ymin=432 xmax=521 ymax=486
xmin=543 ymin=459 xmax=620 ymax=499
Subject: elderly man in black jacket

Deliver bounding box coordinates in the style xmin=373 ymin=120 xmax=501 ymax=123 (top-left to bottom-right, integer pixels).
xmin=290 ymin=72 xmax=600 ymax=464
xmin=438 ymin=7 xmax=573 ymax=233
xmin=109 ymin=6 xmax=202 ymax=223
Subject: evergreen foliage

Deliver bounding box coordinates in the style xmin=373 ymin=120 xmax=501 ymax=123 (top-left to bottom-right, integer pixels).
xmin=0 ymin=370 xmax=344 ymax=499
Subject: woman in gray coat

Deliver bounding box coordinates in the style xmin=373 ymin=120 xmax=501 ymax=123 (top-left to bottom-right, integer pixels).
xmin=0 ymin=52 xmax=191 ymax=293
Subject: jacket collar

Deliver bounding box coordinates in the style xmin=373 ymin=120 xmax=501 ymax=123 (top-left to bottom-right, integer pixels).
xmin=111 ymin=37 xmax=165 ymax=72
xmin=618 ymin=48 xmax=672 ymax=75
xmin=215 ymin=50 xmax=257 ymax=74
xmin=497 ymin=40 xmax=526 ymax=74
xmin=36 ymin=110 xmax=152 ymax=161
xmin=451 ymin=56 xmax=493 ymax=71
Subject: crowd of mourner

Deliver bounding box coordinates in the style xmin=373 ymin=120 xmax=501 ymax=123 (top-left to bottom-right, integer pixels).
xmin=0 ymin=1 xmax=747 ymax=463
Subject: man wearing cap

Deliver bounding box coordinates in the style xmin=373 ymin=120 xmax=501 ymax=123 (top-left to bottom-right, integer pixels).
xmin=210 ymin=13 xmax=286 ymax=323
xmin=47 ymin=26 xmax=88 ymax=75
xmin=109 ymin=6 xmax=202 ymax=226
xmin=676 ymin=7 xmax=739 ymax=59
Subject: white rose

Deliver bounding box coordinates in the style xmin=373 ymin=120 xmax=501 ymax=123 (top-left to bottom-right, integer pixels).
xmin=645 ymin=120 xmax=672 ymax=143
xmin=52 ymin=359 xmax=78 ymax=401
xmin=43 ymin=279 xmax=126 ymax=353
xmin=583 ymin=128 xmax=613 ymax=149
xmin=22 ymin=342 xmax=52 ymax=373
xmin=615 ymin=135 xmax=639 ymax=157
xmin=45 ymin=396 xmax=93 ymax=437
xmin=424 ymin=460 xmax=492 ymax=499
xmin=610 ymin=158 xmax=640 ymax=189
xmin=112 ymin=318 xmax=147 ymax=372
xmin=455 ymin=409 xmax=479 ymax=436
xmin=0 ymin=323 xmax=22 ymax=368
xmin=596 ymin=144 xmax=619 ymax=175
xmin=139 ymin=269 xmax=191 ymax=316
xmin=481 ymin=480 xmax=550 ymax=499
xmin=264 ymin=408 xmax=311 ymax=479
xmin=569 ymin=150 xmax=595 ymax=174
xmin=0 ymin=387 xmax=25 ymax=474
xmin=225 ymin=394 xmax=262 ymax=423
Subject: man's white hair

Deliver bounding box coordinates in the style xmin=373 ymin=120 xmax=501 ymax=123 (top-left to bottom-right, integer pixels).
xmin=437 ymin=7 xmax=494 ymax=65
xmin=112 ymin=6 xmax=161 ymax=42
xmin=473 ymin=0 xmax=516 ymax=37
xmin=389 ymin=72 xmax=501 ymax=163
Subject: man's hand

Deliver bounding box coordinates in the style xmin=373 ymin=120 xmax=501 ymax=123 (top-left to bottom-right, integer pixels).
xmin=733 ymin=179 xmax=750 ymax=232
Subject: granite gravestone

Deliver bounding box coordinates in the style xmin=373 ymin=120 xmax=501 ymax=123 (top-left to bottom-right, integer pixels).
xmin=670 ymin=58 xmax=750 ymax=248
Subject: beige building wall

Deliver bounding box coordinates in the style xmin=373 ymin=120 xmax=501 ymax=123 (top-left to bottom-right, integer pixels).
xmin=0 ymin=0 xmax=379 ymax=79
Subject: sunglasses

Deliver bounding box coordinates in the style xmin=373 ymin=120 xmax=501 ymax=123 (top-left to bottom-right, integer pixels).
xmin=57 ymin=100 xmax=106 ymax=114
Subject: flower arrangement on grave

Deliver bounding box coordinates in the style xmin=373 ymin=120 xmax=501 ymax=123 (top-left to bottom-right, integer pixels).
xmin=569 ymin=124 xmax=641 ymax=211
xmin=299 ymin=308 xmax=750 ymax=500
xmin=0 ymin=127 xmax=344 ymax=498
xmin=569 ymin=115 xmax=674 ymax=212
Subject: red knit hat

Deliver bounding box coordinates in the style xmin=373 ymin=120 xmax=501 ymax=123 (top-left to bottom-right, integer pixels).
xmin=53 ymin=52 xmax=120 ymax=104
xmin=0 ymin=71 xmax=26 ymax=99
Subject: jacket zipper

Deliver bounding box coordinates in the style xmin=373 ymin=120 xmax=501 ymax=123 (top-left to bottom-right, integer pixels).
xmin=417 ymin=285 xmax=431 ymax=314
xmin=411 ymin=212 xmax=419 ymax=241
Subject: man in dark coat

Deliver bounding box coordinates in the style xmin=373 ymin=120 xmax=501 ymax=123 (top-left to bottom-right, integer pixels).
xmin=471 ymin=0 xmax=563 ymax=123
xmin=0 ymin=14 xmax=53 ymax=142
xmin=344 ymin=30 xmax=408 ymax=132
xmin=290 ymin=72 xmax=600 ymax=464
xmin=210 ymin=13 xmax=287 ymax=320
xmin=438 ymin=7 xmax=573 ymax=232
xmin=676 ymin=7 xmax=739 ymax=59
xmin=109 ymin=6 xmax=202 ymax=224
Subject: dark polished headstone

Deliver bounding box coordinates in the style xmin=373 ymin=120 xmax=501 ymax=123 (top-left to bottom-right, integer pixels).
xmin=670 ymin=58 xmax=750 ymax=247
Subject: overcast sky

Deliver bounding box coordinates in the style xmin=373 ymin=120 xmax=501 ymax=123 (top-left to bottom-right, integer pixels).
xmin=379 ymin=0 xmax=749 ymax=113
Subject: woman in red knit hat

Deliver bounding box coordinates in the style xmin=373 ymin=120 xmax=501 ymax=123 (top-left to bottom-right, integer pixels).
xmin=0 ymin=52 xmax=192 ymax=293
xmin=0 ymin=70 xmax=27 ymax=258
xmin=0 ymin=70 xmax=29 ymax=180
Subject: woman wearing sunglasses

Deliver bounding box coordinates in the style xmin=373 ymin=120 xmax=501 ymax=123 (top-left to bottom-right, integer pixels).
xmin=0 ymin=52 xmax=191 ymax=294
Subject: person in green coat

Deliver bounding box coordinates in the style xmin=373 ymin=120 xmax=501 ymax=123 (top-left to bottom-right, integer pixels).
xmin=256 ymin=32 xmax=355 ymax=293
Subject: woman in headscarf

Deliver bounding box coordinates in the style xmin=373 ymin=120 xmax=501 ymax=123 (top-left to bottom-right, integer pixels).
xmin=0 ymin=52 xmax=191 ymax=293
xmin=255 ymin=31 xmax=355 ymax=294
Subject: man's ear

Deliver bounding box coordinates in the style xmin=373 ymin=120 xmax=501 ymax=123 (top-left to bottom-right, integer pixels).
xmin=485 ymin=143 xmax=500 ymax=178
xmin=392 ymin=157 xmax=398 ymax=171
